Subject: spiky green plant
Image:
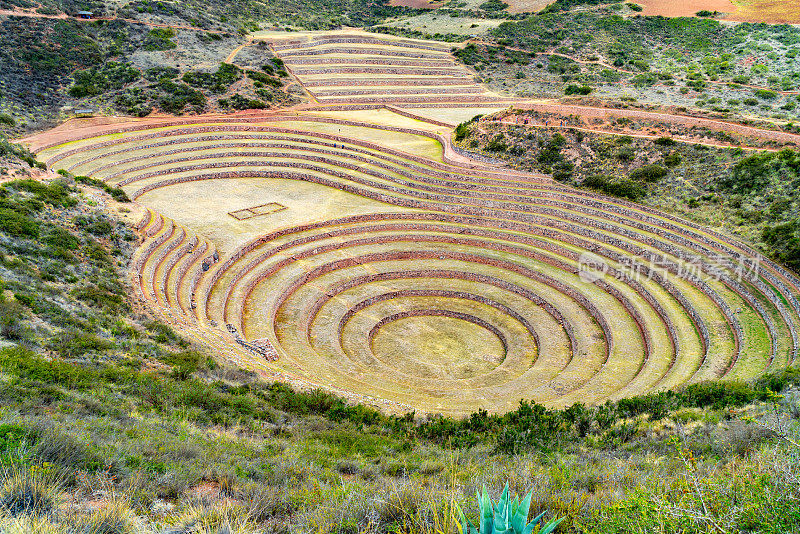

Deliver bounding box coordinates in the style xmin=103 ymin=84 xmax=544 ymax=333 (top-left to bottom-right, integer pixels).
xmin=457 ymin=483 xmax=564 ymax=534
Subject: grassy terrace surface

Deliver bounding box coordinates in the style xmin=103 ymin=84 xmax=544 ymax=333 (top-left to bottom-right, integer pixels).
xmin=27 ymin=107 xmax=800 ymax=415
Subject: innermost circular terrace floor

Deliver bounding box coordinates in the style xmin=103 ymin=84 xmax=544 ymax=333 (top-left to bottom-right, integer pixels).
xmin=370 ymin=314 xmax=507 ymax=380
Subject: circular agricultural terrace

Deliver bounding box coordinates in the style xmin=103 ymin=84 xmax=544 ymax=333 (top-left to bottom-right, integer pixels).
xmin=24 ymin=32 xmax=800 ymax=415
xmin=29 ymin=109 xmax=799 ymax=415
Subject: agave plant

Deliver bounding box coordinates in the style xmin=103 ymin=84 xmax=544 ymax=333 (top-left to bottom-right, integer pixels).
xmin=456 ymin=483 xmax=564 ymax=534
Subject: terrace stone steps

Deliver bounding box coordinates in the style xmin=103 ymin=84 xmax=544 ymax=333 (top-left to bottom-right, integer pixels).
xmin=311 ymin=87 xmax=486 ymax=96
xmin=216 ymin=227 xmax=704 ymax=393
xmin=291 ymin=67 xmax=470 ymax=76
xmin=282 ymin=58 xmax=459 ymax=67
xmin=106 ymin=138 xmax=792 ymax=346
xmin=111 ymin=155 xmax=792 ymax=350
xmin=104 ymin=144 xmax=788 ymax=370
xmin=47 ymin=124 xmax=546 ymax=187
xmin=132 ymin=214 xmax=278 ymax=365
xmin=268 ymin=33 xmax=497 ymax=105
xmin=102 ymin=149 xmax=550 ymax=195
xmin=121 ymin=171 xmax=783 ymax=377
xmin=277 ymin=48 xmax=452 ymax=59
xmin=314 ymin=96 xmax=510 ymax=104
xmin=33 ymin=113 xmax=800 ymax=411
xmin=202 ymin=216 xmax=712 ymax=395
xmin=139 ymin=218 xmax=176 ymax=303
xmin=270 ymin=35 xmax=452 ymax=53
xmin=151 ymin=226 xmax=189 ymax=306
xmin=301 ymin=78 xmax=481 ymax=87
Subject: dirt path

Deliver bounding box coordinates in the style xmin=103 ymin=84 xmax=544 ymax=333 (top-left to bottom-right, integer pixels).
xmin=18 ymin=97 xmax=800 ymax=157
xmin=509 ymin=101 xmax=800 ymax=146
xmin=225 ymin=36 xmax=254 ymax=63
xmin=489 ymin=117 xmax=782 ymax=151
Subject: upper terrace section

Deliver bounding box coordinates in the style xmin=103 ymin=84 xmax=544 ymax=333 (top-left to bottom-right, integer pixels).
xmin=258 ymin=30 xmax=511 ymax=106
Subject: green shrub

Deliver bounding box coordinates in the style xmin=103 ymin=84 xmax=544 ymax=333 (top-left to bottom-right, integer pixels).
xmin=629 ymin=164 xmax=668 ymax=182
xmin=682 ymin=381 xmax=760 ymax=409
xmin=486 ymin=134 xmax=508 ymax=152
xmin=0 ymin=208 xmax=39 ymax=237
xmin=0 ymin=424 xmax=28 ymax=463
xmin=718 ymin=152 xmax=773 ymax=193
xmin=754 ymin=88 xmax=778 ymax=100
xmin=583 ymin=175 xmax=645 ymax=200
xmin=69 ymin=62 xmax=140 ymax=98
xmin=143 ymin=28 xmax=177 ymax=51
xmin=246 ymin=70 xmax=282 ymax=87
xmin=47 ymin=331 xmax=113 ymax=358
xmin=454 ymin=122 xmax=471 ymax=142
xmin=654 ymin=136 xmax=676 ymax=146
xmin=110 ymin=188 xmax=130 ymax=202
xmin=143 ymin=66 xmax=179 ymax=81
xmin=663 ymin=151 xmax=682 ymax=167
xmin=161 ymin=350 xmax=209 ymax=379
xmin=762 ymin=221 xmax=800 ymax=271
xmin=221 ymin=94 xmax=266 ymax=110
xmin=73 ymin=175 xmax=130 ymax=202
xmin=479 ymin=0 xmax=508 ymax=11
xmin=43 ymin=227 xmax=79 ymax=250
xmin=8 ymin=180 xmax=74 ymax=208
xmin=155 ymin=81 xmax=206 ymax=114
xmin=564 ymin=84 xmax=592 ymax=95
xmin=615 ymin=146 xmax=635 ymax=162
xmin=85 ymin=219 xmax=112 ymax=236
xmin=183 ymin=63 xmax=241 ymax=94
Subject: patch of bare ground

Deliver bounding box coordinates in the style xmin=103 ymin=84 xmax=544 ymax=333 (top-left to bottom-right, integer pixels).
xmin=389 ymin=0 xmax=444 ymax=7
xmin=632 ymin=0 xmax=737 ymax=17
xmin=728 ymin=0 xmax=800 ymax=24
xmin=505 ymin=0 xmax=553 ymax=14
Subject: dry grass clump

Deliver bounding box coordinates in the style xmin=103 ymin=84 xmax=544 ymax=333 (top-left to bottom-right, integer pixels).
xmin=168 ymin=502 xmax=257 ymax=534
xmin=0 ymin=514 xmax=69 ymax=534
xmin=0 ymin=464 xmax=62 ymax=519
xmin=82 ymin=498 xmax=142 ymax=534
